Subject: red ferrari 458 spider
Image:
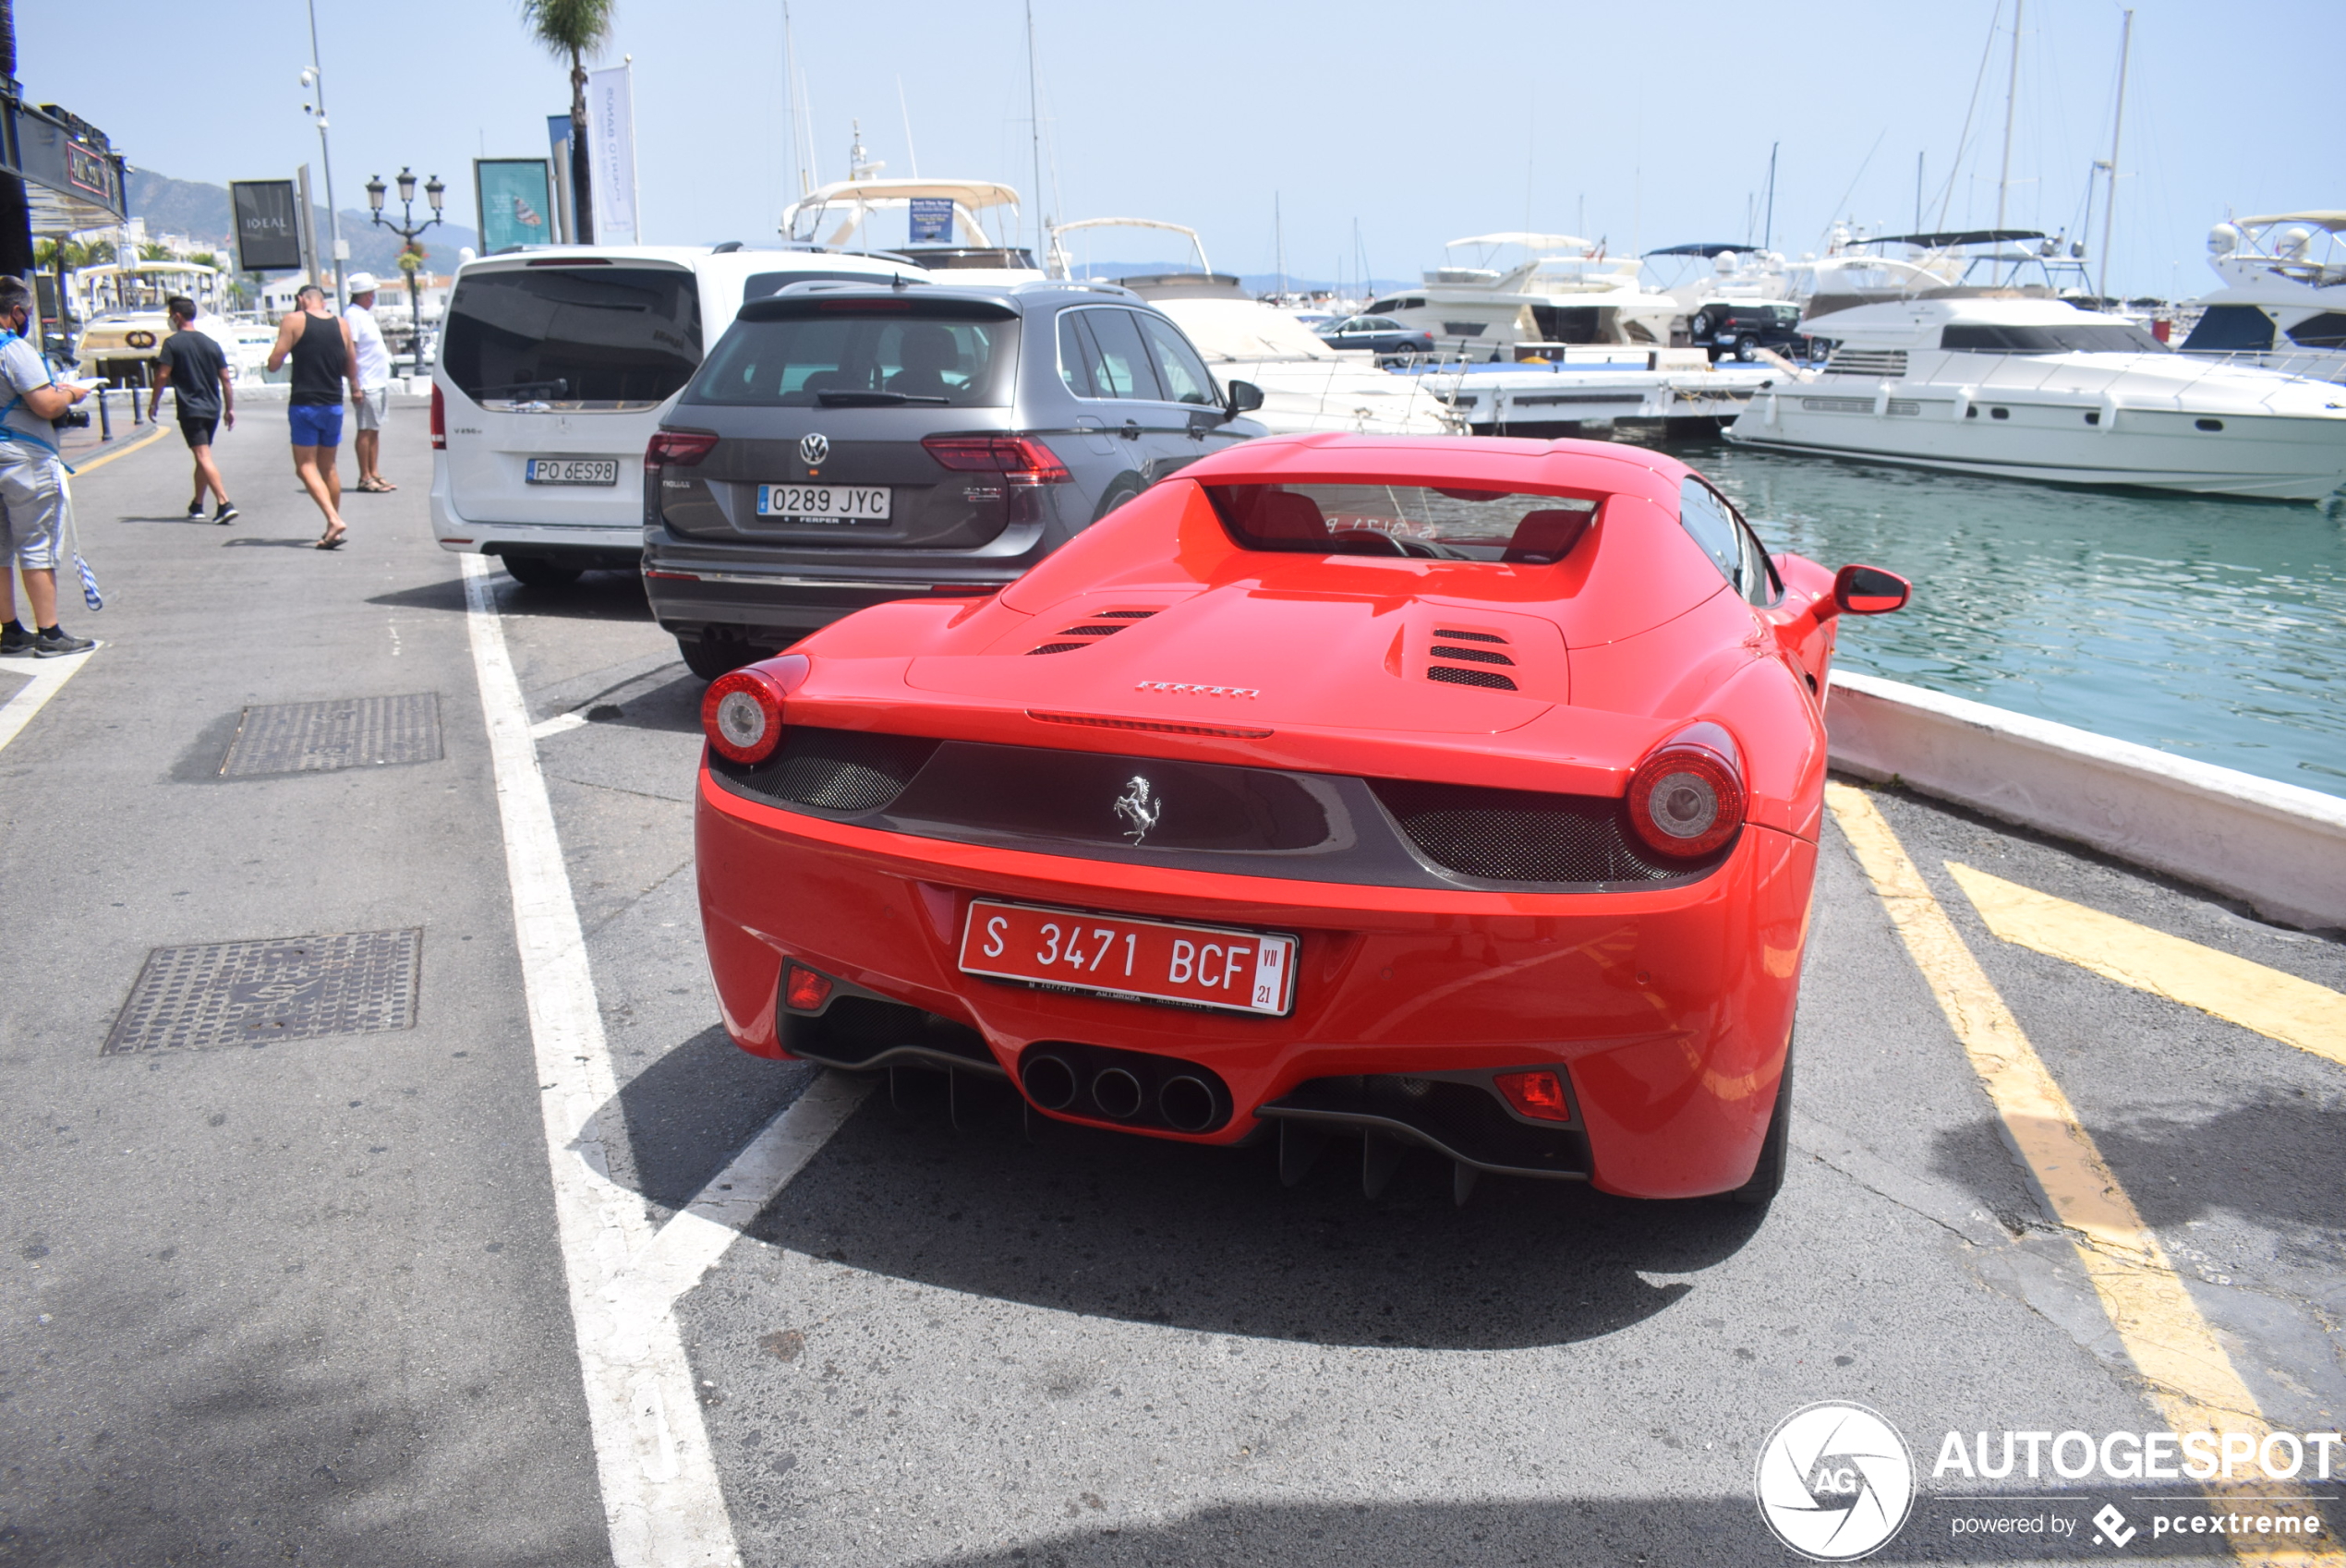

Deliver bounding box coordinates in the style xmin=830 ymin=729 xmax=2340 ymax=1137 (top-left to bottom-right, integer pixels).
xmin=694 ymin=434 xmax=1907 ymax=1204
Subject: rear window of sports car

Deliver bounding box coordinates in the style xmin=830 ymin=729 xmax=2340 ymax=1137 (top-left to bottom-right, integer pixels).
xmin=1203 ymin=482 xmax=1601 ymax=563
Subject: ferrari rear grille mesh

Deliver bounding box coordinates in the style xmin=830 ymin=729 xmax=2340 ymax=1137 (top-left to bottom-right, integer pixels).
xmin=1426 ymin=666 xmax=1518 ymax=691
xmin=1094 ymin=609 xmax=1157 ymax=619
xmin=1058 ymin=625 xmax=1122 ymax=636
xmin=1027 ymin=609 xmax=1154 ymax=655
xmin=1431 ymin=645 xmax=1515 ymax=666
xmin=1433 ymin=629 xmax=1506 ymax=644
xmin=1371 ymin=779 xmax=1682 ymax=884
xmin=1028 ymin=642 xmax=1087 ymax=656
xmin=719 ymin=727 xmax=941 ymax=813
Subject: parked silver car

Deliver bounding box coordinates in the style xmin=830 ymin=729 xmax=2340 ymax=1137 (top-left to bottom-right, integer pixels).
xmin=642 ymin=280 xmax=1265 ymax=677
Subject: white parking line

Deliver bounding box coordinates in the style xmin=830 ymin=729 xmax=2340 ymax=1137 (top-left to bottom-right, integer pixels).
xmin=0 ymin=646 xmax=99 ymax=757
xmin=461 ymin=556 xmax=743 ymax=1568
xmin=529 ymin=711 xmax=589 ymax=742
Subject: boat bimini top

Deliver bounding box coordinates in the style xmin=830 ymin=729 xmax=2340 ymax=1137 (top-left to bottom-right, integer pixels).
xmin=779 ymin=178 xmax=1035 ymax=270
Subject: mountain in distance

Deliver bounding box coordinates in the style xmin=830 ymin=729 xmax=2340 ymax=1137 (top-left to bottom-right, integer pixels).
xmin=127 ymin=169 xmax=479 ymax=277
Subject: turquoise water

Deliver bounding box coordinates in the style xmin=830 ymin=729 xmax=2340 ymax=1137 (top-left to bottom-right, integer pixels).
xmin=1629 ymin=432 xmax=2346 ymax=800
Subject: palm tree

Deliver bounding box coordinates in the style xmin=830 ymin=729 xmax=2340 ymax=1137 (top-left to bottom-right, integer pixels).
xmin=518 ymin=0 xmax=615 ymax=243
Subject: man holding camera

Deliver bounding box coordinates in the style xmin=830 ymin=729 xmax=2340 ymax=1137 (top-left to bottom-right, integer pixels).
xmin=0 ymin=275 xmax=95 ymax=657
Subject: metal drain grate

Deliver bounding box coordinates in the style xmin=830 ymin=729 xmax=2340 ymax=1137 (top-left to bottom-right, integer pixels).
xmin=103 ymin=929 xmax=423 ymax=1054
xmin=219 ymin=694 xmax=442 ymax=778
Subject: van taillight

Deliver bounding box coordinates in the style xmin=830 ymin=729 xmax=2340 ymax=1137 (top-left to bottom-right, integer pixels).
xmin=429 ymin=383 xmax=444 ymax=450
xmin=647 ymin=429 xmax=720 ymax=467
xmin=921 ymin=434 xmax=1070 ymax=485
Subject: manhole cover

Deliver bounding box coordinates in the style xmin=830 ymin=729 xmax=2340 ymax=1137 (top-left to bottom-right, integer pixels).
xmin=103 ymin=929 xmax=423 ymax=1054
xmin=219 ymin=694 xmax=441 ymax=778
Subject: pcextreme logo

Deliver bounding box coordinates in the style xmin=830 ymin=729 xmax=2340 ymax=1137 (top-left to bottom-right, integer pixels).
xmin=1755 ymin=1402 xmax=1917 ymax=1562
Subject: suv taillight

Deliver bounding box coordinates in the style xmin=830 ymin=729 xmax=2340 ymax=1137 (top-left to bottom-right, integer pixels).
xmin=647 ymin=429 xmax=720 ymax=467
xmin=921 ymin=434 xmax=1070 ymax=485
xmin=429 ymin=383 xmax=444 ymax=450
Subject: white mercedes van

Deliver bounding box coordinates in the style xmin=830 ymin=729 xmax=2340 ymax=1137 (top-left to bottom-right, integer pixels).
xmin=430 ymin=245 xmax=916 ymax=585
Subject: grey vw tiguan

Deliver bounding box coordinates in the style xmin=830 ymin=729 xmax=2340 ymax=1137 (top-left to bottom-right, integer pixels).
xmin=641 ymin=279 xmax=1264 ymax=678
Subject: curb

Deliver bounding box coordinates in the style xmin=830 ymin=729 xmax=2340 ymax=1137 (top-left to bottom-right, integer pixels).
xmin=1825 ymin=670 xmax=2346 ymax=932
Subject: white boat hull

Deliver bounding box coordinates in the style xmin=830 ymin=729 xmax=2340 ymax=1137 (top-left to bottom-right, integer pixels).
xmin=1728 ymin=388 xmax=2346 ymax=500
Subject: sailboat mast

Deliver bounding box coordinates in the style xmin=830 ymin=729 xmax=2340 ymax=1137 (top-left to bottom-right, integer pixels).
xmin=782 ymin=0 xmax=810 ymax=199
xmin=1275 ymin=192 xmax=1286 ymax=301
xmin=2097 ymin=9 xmax=2133 ymax=302
xmin=1025 ymin=0 xmax=1045 ymax=256
xmin=1994 ymin=0 xmax=2023 ymax=281
xmin=1761 ymin=143 xmax=1777 ymax=253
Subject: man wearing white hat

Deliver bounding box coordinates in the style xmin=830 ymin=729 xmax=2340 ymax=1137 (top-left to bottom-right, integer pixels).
xmin=342 ymin=272 xmax=395 ymax=491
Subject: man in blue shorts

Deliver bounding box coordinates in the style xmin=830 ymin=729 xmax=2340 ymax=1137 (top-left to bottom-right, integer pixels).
xmin=0 ymin=275 xmax=97 ymax=657
xmin=264 ymin=283 xmax=358 ymax=549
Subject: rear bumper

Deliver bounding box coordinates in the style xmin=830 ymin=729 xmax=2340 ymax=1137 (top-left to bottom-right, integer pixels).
xmin=429 ymin=477 xmax=644 ymax=564
xmin=695 ymin=766 xmax=1814 ymax=1200
xmin=643 ymin=526 xmax=1042 ymax=643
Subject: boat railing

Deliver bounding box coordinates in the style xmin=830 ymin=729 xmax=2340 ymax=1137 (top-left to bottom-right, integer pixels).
xmin=1868 ymin=347 xmax=2336 ymax=411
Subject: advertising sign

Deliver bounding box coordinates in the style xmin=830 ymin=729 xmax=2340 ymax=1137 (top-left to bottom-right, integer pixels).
xmin=229 ymin=179 xmax=304 ymax=273
xmin=584 ymin=64 xmax=639 ymax=245
xmin=909 ymin=198 xmax=953 ymax=245
xmin=475 ymin=159 xmax=556 ymax=254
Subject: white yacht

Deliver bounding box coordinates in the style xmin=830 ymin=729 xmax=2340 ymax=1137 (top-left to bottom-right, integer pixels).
xmin=1364 ymin=233 xmax=1681 ymax=358
xmin=1046 ymin=219 xmax=1459 ymax=438
xmin=1728 ymin=292 xmax=2346 ymax=500
xmin=779 ymin=177 xmax=1045 ymax=284
xmin=2181 ymin=213 xmax=2346 ymax=384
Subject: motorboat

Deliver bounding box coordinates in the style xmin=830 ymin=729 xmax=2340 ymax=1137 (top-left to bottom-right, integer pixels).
xmin=68 ymin=259 xmax=236 ymax=385
xmin=1364 ymin=233 xmax=1681 ymax=359
xmin=1727 ymin=291 xmax=2346 ymax=501
xmin=780 ymin=171 xmax=1044 ymax=284
xmin=1046 ymin=218 xmax=1458 ymax=438
xmin=2181 ymin=213 xmax=2346 ymax=384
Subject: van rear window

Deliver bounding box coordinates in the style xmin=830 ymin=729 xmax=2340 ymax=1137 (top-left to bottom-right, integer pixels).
xmin=441 ymin=266 xmax=702 ymax=410
xmin=686 ymin=313 xmax=1016 ymax=407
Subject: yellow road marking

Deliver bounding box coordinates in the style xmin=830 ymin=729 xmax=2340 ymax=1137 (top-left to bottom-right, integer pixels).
xmin=1947 ymin=862 xmax=2346 ymax=1070
xmin=1825 ymin=783 xmax=2339 ymax=1562
xmin=66 ymin=420 xmax=168 ymax=476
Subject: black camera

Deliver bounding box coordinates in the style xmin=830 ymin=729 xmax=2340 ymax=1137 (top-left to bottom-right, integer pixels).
xmin=54 ymin=407 xmax=91 ymax=429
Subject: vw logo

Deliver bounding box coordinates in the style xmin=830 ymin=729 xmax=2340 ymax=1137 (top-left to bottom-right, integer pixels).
xmin=799 ymin=432 xmax=830 ymax=466
xmin=1753 ymin=1403 xmax=1914 ymax=1561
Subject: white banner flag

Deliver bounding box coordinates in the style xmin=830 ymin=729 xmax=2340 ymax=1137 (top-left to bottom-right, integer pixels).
xmin=585 ymin=63 xmax=639 ymax=244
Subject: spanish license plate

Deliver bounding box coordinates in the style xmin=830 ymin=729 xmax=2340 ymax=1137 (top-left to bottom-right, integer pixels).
xmin=525 ymin=457 xmax=620 ymax=486
xmin=958 ymin=900 xmax=1297 ymax=1018
xmin=757 ymin=483 xmax=892 ymax=523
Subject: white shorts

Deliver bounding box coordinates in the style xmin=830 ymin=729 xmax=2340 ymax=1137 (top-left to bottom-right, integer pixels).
xmin=353 ymin=386 xmax=390 ymax=432
xmin=0 ymin=452 xmax=67 ymax=571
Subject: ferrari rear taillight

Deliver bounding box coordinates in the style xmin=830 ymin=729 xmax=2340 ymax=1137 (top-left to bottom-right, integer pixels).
xmin=647 ymin=428 xmax=720 ymax=468
xmin=781 ymin=963 xmax=832 ymax=1012
xmin=700 ymin=654 xmax=806 ymax=764
xmin=1626 ymin=728 xmax=1745 ymax=859
xmin=922 ymin=434 xmax=1070 ymax=485
xmin=429 ymin=383 xmax=445 ymax=450
xmin=1493 ymin=1069 xmax=1573 ymax=1122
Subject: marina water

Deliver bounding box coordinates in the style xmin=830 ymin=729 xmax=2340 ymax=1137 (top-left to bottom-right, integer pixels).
xmin=1636 ymin=432 xmax=2346 ymax=801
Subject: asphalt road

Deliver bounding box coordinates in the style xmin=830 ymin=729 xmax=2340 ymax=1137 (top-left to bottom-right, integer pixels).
xmin=0 ymin=409 xmax=2337 ymax=1566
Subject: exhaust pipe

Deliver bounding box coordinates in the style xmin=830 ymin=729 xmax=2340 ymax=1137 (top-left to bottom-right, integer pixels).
xmin=1158 ymin=1075 xmax=1218 ymax=1133
xmin=1022 ymin=1054 xmax=1078 ymax=1111
xmin=1090 ymin=1067 xmax=1144 ymax=1120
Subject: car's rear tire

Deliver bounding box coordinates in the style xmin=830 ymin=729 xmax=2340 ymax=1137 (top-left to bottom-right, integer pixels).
xmin=678 ymin=633 xmax=755 ymax=681
xmin=1722 ymin=1038 xmax=1794 ymax=1207
xmin=1689 ymin=310 xmax=1715 ymax=341
xmin=502 ymin=554 xmax=583 ymax=588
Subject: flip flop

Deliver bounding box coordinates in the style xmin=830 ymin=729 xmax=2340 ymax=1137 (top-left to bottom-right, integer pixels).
xmin=316 ymin=529 xmax=347 ymax=550
xmin=358 ymin=478 xmax=398 ymax=492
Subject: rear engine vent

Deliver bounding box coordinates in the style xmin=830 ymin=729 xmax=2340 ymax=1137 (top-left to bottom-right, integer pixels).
xmin=1427 ymin=667 xmax=1519 ymax=691
xmin=1427 ymin=627 xmax=1518 ymax=690
xmin=1372 ymin=779 xmax=1689 ymax=884
xmin=715 ymin=726 xmax=939 ymax=813
xmin=1025 ymin=608 xmax=1158 ymax=655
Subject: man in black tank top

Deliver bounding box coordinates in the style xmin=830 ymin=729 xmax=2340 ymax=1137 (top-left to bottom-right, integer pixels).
xmin=265 ymin=284 xmax=359 ymax=549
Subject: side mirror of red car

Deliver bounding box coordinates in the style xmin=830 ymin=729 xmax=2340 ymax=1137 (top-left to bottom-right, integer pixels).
xmin=1830 ymin=564 xmax=1910 ymax=618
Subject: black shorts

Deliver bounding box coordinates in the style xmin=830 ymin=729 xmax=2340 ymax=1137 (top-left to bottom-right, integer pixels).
xmin=179 ymin=416 xmax=219 ymax=450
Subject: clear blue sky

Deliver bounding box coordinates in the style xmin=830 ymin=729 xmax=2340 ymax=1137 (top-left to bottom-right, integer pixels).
xmin=21 ymin=0 xmax=2340 ymax=297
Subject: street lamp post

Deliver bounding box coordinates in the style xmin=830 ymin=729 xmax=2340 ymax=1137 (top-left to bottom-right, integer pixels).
xmin=367 ymin=168 xmax=444 ymax=375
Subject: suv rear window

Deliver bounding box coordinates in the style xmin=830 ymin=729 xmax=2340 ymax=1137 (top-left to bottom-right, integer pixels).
xmin=441 ymin=265 xmax=702 ymax=410
xmin=1205 ymin=482 xmax=1600 ymax=563
xmin=688 ymin=310 xmax=1016 ymax=407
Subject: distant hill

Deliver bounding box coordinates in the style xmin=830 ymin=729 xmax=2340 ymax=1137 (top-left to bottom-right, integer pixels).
xmin=127 ymin=169 xmax=479 ymax=277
